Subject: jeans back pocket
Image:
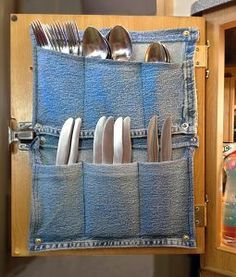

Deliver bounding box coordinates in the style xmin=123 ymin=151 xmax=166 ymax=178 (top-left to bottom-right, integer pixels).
xmin=30 ymin=163 xmax=84 ymax=245
xmin=138 ymin=149 xmax=195 ymax=245
xmin=83 ymin=163 xmax=139 ymax=238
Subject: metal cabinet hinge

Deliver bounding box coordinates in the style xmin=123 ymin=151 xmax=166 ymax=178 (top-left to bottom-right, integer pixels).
xmin=194 ymin=40 xmax=210 ymax=71
xmin=195 ymin=202 xmax=207 ymax=227
xmin=9 ymin=119 xmax=35 ymax=152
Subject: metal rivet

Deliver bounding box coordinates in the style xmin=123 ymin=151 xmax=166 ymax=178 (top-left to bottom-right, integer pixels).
xmin=196 ymin=47 xmax=199 ymax=52
xmin=183 ymin=30 xmax=190 ymax=37
xmin=183 ymin=234 xmax=190 ymax=241
xmin=35 ymin=238 xmax=42 ymax=245
xmin=181 ymin=122 xmax=189 ymax=129
xmin=11 ymin=15 xmax=18 ymax=22
xmin=195 ymin=220 xmax=200 ymax=225
xmin=29 ymin=66 xmax=33 ymax=71
xmin=195 ymin=206 xmax=200 ymax=212
xmin=196 ymin=61 xmax=200 ymax=65
xmin=35 ymin=123 xmax=41 ymax=128
xmin=40 ymin=137 xmax=46 ymax=145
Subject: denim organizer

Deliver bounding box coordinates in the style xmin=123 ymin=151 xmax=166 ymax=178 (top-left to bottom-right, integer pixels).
xmin=29 ymin=27 xmax=199 ymax=252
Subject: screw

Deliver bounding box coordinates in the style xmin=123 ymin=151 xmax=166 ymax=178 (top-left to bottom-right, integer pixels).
xmin=11 ymin=15 xmax=18 ymax=22
xmin=40 ymin=137 xmax=46 ymax=145
xmin=35 ymin=238 xmax=42 ymax=245
xmin=183 ymin=30 xmax=190 ymax=37
xmin=183 ymin=234 xmax=190 ymax=241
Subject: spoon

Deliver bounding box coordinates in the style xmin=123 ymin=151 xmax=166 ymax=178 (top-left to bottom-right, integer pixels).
xmin=144 ymin=42 xmax=167 ymax=63
xmin=108 ymin=25 xmax=132 ymax=61
xmin=82 ymin=27 xmax=110 ymax=59
xmin=162 ymin=43 xmax=171 ymax=63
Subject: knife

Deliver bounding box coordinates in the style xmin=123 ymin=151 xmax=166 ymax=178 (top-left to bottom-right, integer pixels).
xmin=93 ymin=116 xmax=107 ymax=164
xmin=147 ymin=115 xmax=159 ymax=162
xmin=160 ymin=116 xmax=172 ymax=162
xmin=56 ymin=117 xmax=74 ymax=165
xmin=113 ymin=117 xmax=123 ymax=164
xmin=68 ymin=117 xmax=82 ymax=165
xmin=102 ymin=116 xmax=114 ymax=164
xmin=123 ymin=116 xmax=132 ymax=163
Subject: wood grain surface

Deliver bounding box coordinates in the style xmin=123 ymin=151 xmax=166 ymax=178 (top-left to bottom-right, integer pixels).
xmin=200 ymin=4 xmax=236 ymax=277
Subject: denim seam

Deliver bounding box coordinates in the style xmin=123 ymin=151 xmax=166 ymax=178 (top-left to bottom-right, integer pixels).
xmin=82 ymin=162 xmax=86 ymax=236
xmin=29 ymin=237 xmax=196 ymax=251
xmin=137 ymin=163 xmax=141 ymax=236
xmin=188 ymin=147 xmax=195 ymax=239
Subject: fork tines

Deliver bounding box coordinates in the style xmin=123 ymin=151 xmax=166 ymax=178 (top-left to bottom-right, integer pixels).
xmin=31 ymin=20 xmax=80 ymax=55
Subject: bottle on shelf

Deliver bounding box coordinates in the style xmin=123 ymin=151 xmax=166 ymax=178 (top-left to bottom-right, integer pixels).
xmin=222 ymin=143 xmax=236 ymax=247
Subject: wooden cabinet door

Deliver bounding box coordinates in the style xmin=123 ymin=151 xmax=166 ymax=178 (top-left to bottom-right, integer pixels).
xmin=11 ymin=14 xmax=205 ymax=256
xmin=201 ymin=4 xmax=236 ymax=276
xmin=224 ymin=77 xmax=235 ymax=142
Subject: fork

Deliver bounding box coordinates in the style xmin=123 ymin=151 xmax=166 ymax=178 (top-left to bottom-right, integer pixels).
xmin=31 ymin=20 xmax=81 ymax=55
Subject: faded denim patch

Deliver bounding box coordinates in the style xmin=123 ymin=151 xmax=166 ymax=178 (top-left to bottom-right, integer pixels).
xmin=29 ymin=27 xmax=199 ymax=251
xmin=32 ymin=27 xmax=198 ymax=134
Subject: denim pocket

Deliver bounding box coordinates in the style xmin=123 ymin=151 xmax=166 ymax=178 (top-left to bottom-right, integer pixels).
xmin=34 ymin=47 xmax=85 ymax=128
xmin=141 ymin=62 xmax=184 ymax=128
xmin=139 ymin=149 xmax=195 ymax=240
xmin=83 ymin=162 xmax=139 ymax=238
xmin=84 ymin=59 xmax=144 ymax=129
xmin=30 ymin=163 xmax=84 ymax=243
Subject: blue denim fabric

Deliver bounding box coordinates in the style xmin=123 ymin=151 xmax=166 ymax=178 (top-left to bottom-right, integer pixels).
xmin=139 ymin=148 xmax=195 ymax=240
xmin=29 ymin=27 xmax=199 ymax=251
xmin=30 ymin=162 xmax=84 ymax=243
xmin=84 ymin=163 xmax=139 ymax=238
xmin=29 ymin=147 xmax=196 ymax=251
xmin=32 ymin=27 xmax=198 ymax=134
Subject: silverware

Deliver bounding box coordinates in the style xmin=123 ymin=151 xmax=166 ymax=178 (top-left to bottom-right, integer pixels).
xmin=144 ymin=42 xmax=167 ymax=63
xmin=93 ymin=116 xmax=107 ymax=163
xmin=162 ymin=43 xmax=171 ymax=63
xmin=56 ymin=118 xmax=74 ymax=165
xmin=108 ymin=25 xmax=132 ymax=61
xmin=102 ymin=116 xmax=114 ymax=164
xmin=160 ymin=116 xmax=172 ymax=162
xmin=82 ymin=27 xmax=110 ymax=59
xmin=122 ymin=116 xmax=132 ymax=163
xmin=31 ymin=21 xmax=80 ymax=55
xmin=31 ymin=20 xmax=51 ymax=49
xmin=68 ymin=117 xmax=82 ymax=165
xmin=147 ymin=115 xmax=159 ymax=162
xmin=113 ymin=117 xmax=123 ymax=163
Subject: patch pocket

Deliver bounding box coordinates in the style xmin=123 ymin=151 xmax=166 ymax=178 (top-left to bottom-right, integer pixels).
xmin=141 ymin=62 xmax=185 ymax=128
xmin=30 ymin=163 xmax=84 ymax=244
xmin=34 ymin=47 xmax=85 ymax=128
xmin=83 ymin=163 xmax=139 ymax=238
xmin=139 ymin=149 xmax=195 ymax=241
xmin=84 ymin=59 xmax=144 ymax=129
